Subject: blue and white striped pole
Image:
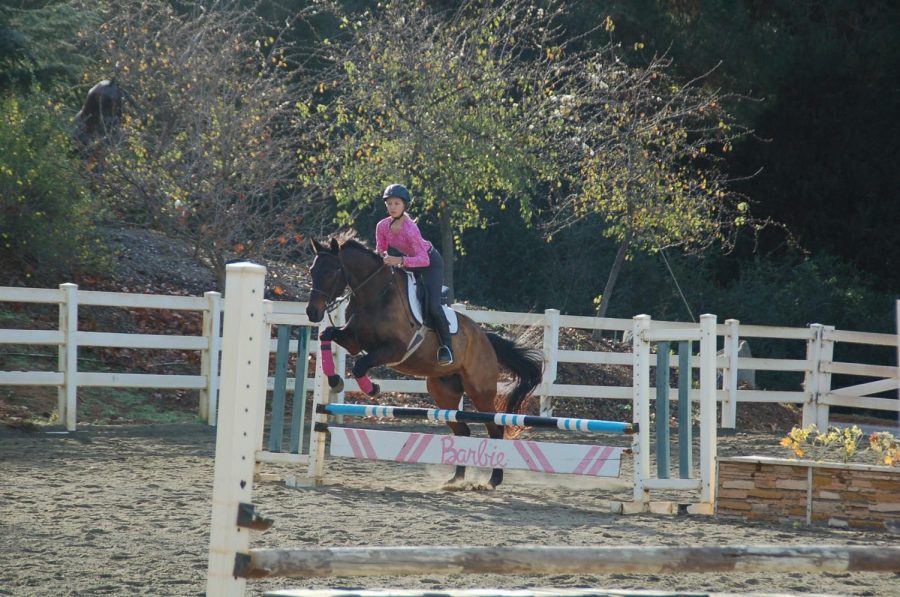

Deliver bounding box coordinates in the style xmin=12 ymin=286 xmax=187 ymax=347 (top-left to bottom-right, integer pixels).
xmin=317 ymin=403 xmax=635 ymax=434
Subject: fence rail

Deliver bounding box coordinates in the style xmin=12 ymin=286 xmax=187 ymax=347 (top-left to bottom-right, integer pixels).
xmin=1 ymin=284 xmax=898 ymax=431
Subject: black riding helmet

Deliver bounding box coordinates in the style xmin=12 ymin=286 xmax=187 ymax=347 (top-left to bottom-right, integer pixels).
xmin=382 ymin=183 xmax=411 ymax=207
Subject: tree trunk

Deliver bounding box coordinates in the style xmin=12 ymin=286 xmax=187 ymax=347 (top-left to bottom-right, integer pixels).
xmin=439 ymin=204 xmax=455 ymax=301
xmin=595 ymin=233 xmax=632 ymax=319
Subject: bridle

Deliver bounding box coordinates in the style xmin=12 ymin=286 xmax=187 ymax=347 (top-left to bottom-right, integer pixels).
xmin=310 ymin=250 xmax=390 ymax=317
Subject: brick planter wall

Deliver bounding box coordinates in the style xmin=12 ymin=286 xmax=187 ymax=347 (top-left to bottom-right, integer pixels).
xmin=717 ymin=456 xmax=900 ymax=529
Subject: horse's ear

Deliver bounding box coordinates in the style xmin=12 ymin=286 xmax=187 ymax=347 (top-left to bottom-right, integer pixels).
xmin=330 ymin=238 xmax=340 ymax=253
xmin=310 ymin=238 xmax=324 ymax=253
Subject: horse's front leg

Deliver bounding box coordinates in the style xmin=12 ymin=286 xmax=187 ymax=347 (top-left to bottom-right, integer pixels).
xmin=349 ymin=346 xmax=397 ymax=399
xmin=318 ymin=326 xmax=362 ymax=394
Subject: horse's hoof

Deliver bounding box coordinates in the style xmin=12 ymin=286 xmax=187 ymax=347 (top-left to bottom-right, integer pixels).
xmin=328 ymin=375 xmax=344 ymax=393
xmin=441 ymin=479 xmax=469 ymax=492
xmin=365 ymin=383 xmax=381 ymax=398
xmin=440 ymin=475 xmax=466 ymax=491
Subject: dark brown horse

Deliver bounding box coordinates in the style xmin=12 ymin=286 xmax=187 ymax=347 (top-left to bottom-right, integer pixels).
xmin=74 ymin=79 xmax=124 ymax=145
xmin=306 ymin=236 xmax=543 ymax=488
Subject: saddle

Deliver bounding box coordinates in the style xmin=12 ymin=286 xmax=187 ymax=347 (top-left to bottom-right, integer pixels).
xmin=386 ymin=247 xmax=457 ymax=332
xmin=401 ymin=271 xmax=458 ymax=333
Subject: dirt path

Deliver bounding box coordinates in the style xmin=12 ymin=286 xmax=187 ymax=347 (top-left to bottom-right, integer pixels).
xmin=1 ymin=423 xmax=898 ymax=597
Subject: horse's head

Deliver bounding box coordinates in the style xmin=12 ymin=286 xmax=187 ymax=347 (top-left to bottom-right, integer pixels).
xmin=306 ymin=238 xmax=346 ymax=323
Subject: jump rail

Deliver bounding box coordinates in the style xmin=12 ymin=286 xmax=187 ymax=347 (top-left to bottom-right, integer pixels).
xmin=317 ymin=403 xmax=634 ymax=434
xmin=236 ymin=544 xmax=900 ymax=579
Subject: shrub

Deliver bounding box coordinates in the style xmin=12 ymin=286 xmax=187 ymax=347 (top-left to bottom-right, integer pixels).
xmin=0 ymin=92 xmax=102 ymax=283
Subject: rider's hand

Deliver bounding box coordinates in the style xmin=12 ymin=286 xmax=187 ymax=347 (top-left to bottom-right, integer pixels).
xmin=383 ymin=255 xmax=403 ymax=267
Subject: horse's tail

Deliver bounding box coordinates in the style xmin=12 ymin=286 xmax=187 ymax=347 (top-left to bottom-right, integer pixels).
xmin=485 ymin=332 xmax=544 ymax=414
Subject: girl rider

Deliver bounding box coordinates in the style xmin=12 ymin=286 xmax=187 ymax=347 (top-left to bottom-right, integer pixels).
xmin=376 ymin=183 xmax=454 ymax=366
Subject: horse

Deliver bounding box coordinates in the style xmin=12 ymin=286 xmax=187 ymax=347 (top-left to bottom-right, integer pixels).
xmin=74 ymin=79 xmax=124 ymax=145
xmin=305 ymin=236 xmax=544 ymax=489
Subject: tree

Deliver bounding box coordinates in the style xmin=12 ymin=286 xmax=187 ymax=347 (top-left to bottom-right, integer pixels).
xmin=302 ymin=1 xmax=757 ymax=312
xmin=0 ymin=1 xmax=98 ymax=93
xmin=300 ymin=0 xmax=564 ymax=297
xmin=81 ymin=0 xmax=329 ymax=289
xmin=541 ymin=27 xmax=757 ymax=318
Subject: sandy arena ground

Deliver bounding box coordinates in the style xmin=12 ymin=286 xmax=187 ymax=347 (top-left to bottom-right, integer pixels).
xmin=2 ymin=422 xmax=899 ymax=597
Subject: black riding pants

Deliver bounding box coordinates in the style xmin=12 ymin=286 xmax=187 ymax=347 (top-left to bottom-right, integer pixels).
xmin=406 ymin=247 xmax=449 ymax=340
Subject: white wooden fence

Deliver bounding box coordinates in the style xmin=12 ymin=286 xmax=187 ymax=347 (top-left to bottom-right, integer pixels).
xmin=0 ymin=284 xmax=223 ymax=430
xmin=1 ymin=284 xmax=898 ymax=431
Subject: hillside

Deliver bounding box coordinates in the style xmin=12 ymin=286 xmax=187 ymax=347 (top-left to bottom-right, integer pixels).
xmin=0 ymin=226 xmax=801 ymax=431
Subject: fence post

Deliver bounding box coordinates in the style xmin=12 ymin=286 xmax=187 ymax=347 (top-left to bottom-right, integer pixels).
xmin=305 ymin=318 xmax=331 ymax=485
xmin=721 ymin=319 xmax=740 ymax=429
xmin=255 ymin=301 xmax=274 ymax=476
xmin=632 ymin=314 xmax=651 ymax=503
xmin=802 ymin=324 xmax=824 ymax=428
xmin=206 ymin=262 xmax=267 ymax=597
xmin=655 ymin=343 xmax=671 ymax=479
xmin=678 ymin=341 xmax=693 ymax=479
xmin=541 ymin=309 xmax=560 ymax=417
xmin=57 ymin=283 xmax=78 ymax=431
xmin=817 ymin=325 xmax=835 ymax=429
xmin=289 ymin=327 xmax=311 ymax=454
xmin=699 ymin=314 xmax=718 ymax=507
xmin=269 ymin=324 xmax=291 ymax=452
xmin=200 ymin=291 xmax=222 ymax=425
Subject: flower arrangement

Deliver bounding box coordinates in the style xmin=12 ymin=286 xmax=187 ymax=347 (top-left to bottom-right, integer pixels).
xmin=780 ymin=424 xmax=899 ymax=466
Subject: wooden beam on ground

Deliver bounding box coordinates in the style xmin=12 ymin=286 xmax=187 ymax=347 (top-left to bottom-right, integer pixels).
xmin=235 ymin=544 xmax=900 ymax=579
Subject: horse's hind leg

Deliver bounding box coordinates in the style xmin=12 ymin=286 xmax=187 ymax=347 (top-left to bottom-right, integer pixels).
xmin=484 ymin=421 xmax=505 ymax=488
xmin=465 ymin=381 xmax=506 ymax=488
xmin=426 ymin=375 xmax=468 ymax=487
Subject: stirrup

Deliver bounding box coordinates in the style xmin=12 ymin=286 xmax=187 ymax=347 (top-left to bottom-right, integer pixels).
xmin=437 ymin=345 xmax=454 ymax=366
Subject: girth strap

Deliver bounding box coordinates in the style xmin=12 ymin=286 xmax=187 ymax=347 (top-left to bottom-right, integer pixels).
xmin=385 ymin=324 xmax=428 ymax=367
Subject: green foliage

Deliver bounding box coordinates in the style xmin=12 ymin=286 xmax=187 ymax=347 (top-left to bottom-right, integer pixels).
xmin=0 ymin=1 xmax=100 ymax=93
xmin=0 ymin=92 xmax=103 ymax=282
xmin=458 ymin=205 xmax=620 ymax=312
xmin=578 ymin=1 xmax=900 ymax=294
xmin=705 ymin=253 xmax=892 ymax=332
xmin=542 ymin=32 xmax=755 ymax=260
xmin=303 ymin=1 xmax=552 ymax=239
xmin=302 ymin=0 xmax=757 ymax=313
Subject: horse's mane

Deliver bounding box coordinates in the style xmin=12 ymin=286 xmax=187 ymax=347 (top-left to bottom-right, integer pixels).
xmin=336 ymin=234 xmax=382 ymax=266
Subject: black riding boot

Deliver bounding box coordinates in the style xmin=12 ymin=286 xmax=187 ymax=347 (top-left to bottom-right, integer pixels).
xmin=435 ymin=311 xmax=454 ymax=366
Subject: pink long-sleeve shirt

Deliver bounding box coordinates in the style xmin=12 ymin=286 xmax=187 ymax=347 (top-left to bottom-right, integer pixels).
xmin=375 ymin=216 xmax=432 ymax=268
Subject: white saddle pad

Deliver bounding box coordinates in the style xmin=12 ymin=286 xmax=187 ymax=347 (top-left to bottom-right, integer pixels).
xmin=404 ymin=271 xmax=458 ymax=334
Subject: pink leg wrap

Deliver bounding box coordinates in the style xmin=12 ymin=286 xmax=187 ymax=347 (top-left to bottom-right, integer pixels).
xmin=356 ymin=375 xmax=374 ymax=395
xmin=320 ymin=341 xmax=336 ymax=376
